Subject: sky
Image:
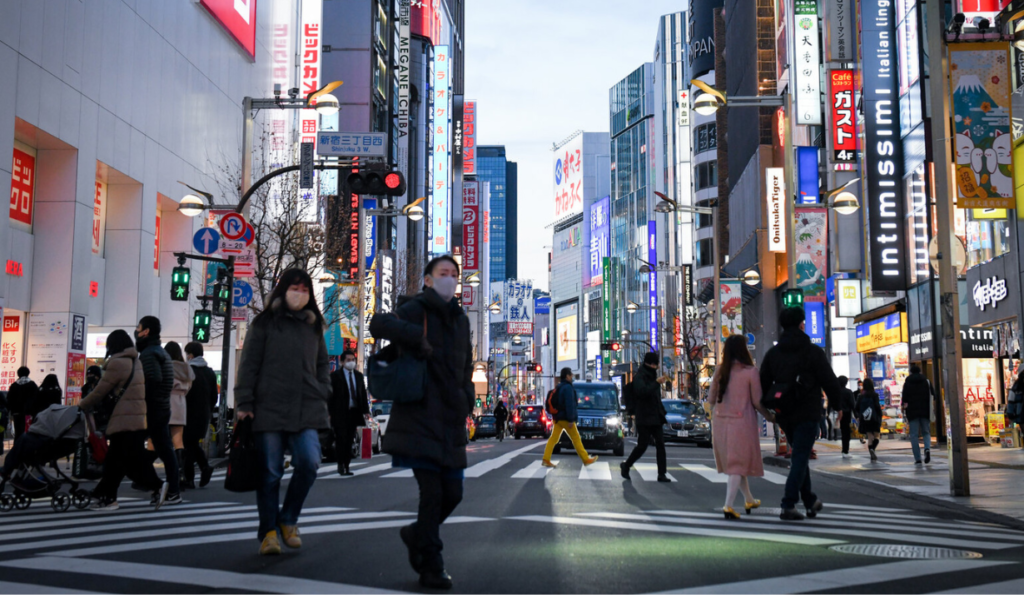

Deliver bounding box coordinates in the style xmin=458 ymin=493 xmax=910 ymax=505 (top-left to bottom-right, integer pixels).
xmin=464 ymin=0 xmax=688 ymax=292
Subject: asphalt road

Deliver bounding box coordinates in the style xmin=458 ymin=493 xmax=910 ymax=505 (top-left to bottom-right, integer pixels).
xmin=2 ymin=436 xmax=1024 ymax=594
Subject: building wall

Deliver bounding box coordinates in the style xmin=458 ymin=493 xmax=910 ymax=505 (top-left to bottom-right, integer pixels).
xmin=506 ymin=160 xmax=518 ymax=279
xmin=477 ymin=146 xmax=508 ymax=280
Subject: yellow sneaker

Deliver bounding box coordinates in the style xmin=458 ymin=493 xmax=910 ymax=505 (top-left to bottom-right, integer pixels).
xmin=541 ymin=460 xmax=558 ymax=468
xmin=583 ymin=455 xmax=599 ymax=466
xmin=280 ymin=525 xmax=302 ymax=549
xmin=259 ymin=530 xmax=282 ymax=555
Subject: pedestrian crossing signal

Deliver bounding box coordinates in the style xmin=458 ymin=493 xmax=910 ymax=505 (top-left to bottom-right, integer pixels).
xmin=213 ymin=282 xmax=230 ymax=316
xmin=782 ymin=289 xmax=804 ymax=309
xmin=171 ymin=266 xmax=190 ymax=301
xmin=192 ymin=310 xmax=212 ymax=343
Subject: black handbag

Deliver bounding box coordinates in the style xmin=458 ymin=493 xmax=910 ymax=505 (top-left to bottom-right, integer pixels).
xmin=72 ymin=439 xmax=104 ymax=480
xmin=94 ymin=361 xmax=136 ymax=432
xmin=367 ymin=316 xmax=427 ymax=403
xmin=224 ymin=417 xmax=260 ymax=493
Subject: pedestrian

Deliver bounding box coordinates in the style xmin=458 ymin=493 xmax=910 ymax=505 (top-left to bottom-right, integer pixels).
xmin=328 ymin=349 xmax=369 ymax=476
xmin=7 ymin=367 xmax=39 ymax=441
xmin=494 ymin=400 xmax=509 ymax=439
xmin=759 ymin=306 xmax=842 ymax=521
xmin=78 ymin=329 xmax=167 ymax=511
xmin=135 ymin=316 xmax=181 ymax=506
xmin=541 ymin=368 xmax=598 ymax=468
xmin=853 ymin=379 xmax=867 ymax=445
xmin=37 ymin=374 xmax=63 ymax=411
xmin=1008 ymin=367 xmax=1024 ymax=430
xmin=369 ymin=254 xmax=475 ymax=589
xmin=708 ymin=335 xmax=776 ymax=519
xmin=82 ymin=366 xmax=103 ymax=399
xmin=236 ymin=268 xmax=331 ymax=556
xmin=857 ymin=378 xmax=884 ymax=461
xmin=181 ymin=342 xmax=217 ymax=489
xmin=621 ymin=352 xmax=671 ymax=482
xmin=901 ymin=365 xmax=933 ymax=465
xmin=164 ymin=341 xmax=194 ymax=487
xmin=835 ymin=376 xmax=856 ymax=458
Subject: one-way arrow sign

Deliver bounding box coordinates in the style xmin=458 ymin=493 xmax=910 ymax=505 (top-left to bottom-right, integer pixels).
xmin=193 ymin=228 xmax=220 ymax=255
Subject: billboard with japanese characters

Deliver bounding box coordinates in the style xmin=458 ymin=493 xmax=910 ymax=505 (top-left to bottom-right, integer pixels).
xmin=504 ymin=280 xmax=534 ymax=335
xmin=553 ymin=133 xmax=584 ymax=222
xmin=588 ymin=197 xmax=610 ymax=287
xmin=10 ymin=146 xmax=35 ymax=227
xmin=199 ymin=0 xmax=258 ymax=59
xmin=830 ymin=70 xmax=856 ymax=162
xmin=430 ymin=46 xmax=451 ymax=255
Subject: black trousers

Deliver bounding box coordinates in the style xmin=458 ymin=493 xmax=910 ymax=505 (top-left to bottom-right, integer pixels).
xmin=147 ymin=408 xmax=179 ymax=495
xmin=624 ymin=424 xmax=667 ymax=475
xmin=13 ymin=414 xmax=28 ymax=442
xmin=93 ymin=430 xmax=164 ymax=500
xmin=412 ymin=468 xmax=464 ymax=573
xmin=334 ymin=424 xmax=357 ymax=470
xmin=839 ymin=414 xmax=851 ymax=454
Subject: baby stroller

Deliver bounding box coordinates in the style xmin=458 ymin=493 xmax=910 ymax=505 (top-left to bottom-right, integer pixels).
xmin=0 ymin=404 xmax=92 ymax=512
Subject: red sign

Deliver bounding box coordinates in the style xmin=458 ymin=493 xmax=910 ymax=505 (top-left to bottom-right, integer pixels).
xmin=3 ymin=316 xmax=20 ymax=332
xmin=199 ymin=0 xmax=257 ymax=59
xmin=830 ymin=70 xmax=857 ymax=162
xmin=5 ymin=260 xmax=22 ymax=276
xmin=463 ymin=101 xmax=477 ymax=175
xmin=89 ymin=281 xmax=99 ymax=297
xmin=348 ymin=188 xmax=360 ymax=280
xmin=462 ymin=182 xmax=480 ymax=272
xmin=219 ymin=212 xmax=249 ymax=240
xmin=10 ymin=148 xmax=35 ymax=225
xmin=412 ymin=0 xmax=442 ymax=46
xmin=154 ymin=215 xmax=161 ymax=272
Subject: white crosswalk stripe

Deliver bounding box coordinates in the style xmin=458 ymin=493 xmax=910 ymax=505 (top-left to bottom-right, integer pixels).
xmin=579 ymin=461 xmax=611 ymax=480
xmin=679 ymin=464 xmax=727 ymax=483
xmin=511 ymin=460 xmax=553 ymax=479
xmin=633 ymin=463 xmax=676 ymax=482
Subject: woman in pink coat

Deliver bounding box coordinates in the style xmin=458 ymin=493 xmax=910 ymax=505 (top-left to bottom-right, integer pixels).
xmin=708 ymin=335 xmax=776 ymax=520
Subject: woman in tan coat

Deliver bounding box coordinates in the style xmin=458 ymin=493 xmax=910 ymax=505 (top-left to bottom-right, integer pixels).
xmin=708 ymin=335 xmax=776 ymax=520
xmin=165 ymin=341 xmax=194 ymax=482
xmin=78 ymin=329 xmax=168 ymax=511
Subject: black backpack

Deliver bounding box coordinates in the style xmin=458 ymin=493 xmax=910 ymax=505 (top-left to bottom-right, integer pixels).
xmin=762 ymin=349 xmax=814 ymax=416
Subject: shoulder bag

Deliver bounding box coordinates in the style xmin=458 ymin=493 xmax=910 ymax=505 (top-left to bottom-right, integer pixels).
xmin=94 ymin=359 xmax=137 ymax=432
xmin=224 ymin=417 xmax=260 ymax=493
xmin=367 ymin=316 xmax=428 ymax=403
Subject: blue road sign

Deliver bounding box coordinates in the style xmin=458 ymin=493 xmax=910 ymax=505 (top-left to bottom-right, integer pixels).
xmin=746 ymin=332 xmax=756 ymax=346
xmin=233 ymin=281 xmax=254 ymax=308
xmin=193 ymin=228 xmax=220 ymax=255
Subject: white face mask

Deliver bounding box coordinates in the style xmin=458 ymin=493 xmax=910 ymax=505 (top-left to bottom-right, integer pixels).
xmin=285 ymin=290 xmax=310 ymax=311
xmin=430 ymin=275 xmax=457 ymax=302
xmin=344 ymin=360 xmax=356 ymax=371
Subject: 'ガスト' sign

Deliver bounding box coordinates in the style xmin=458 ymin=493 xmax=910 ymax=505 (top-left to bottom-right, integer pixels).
xmin=199 ymin=0 xmax=257 ymax=59
xmin=830 ymin=70 xmax=856 ymax=162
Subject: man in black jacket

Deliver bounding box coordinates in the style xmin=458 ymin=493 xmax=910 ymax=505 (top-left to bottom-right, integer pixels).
xmin=136 ymin=316 xmax=178 ymax=505
xmin=760 ymin=307 xmax=842 ymax=520
xmin=621 ymin=352 xmax=671 ymax=482
xmin=329 ymin=349 xmax=370 ymax=475
xmin=7 ymin=367 xmax=38 ymax=442
xmin=835 ymin=375 xmax=856 ymax=458
xmin=182 ymin=342 xmax=218 ymax=488
xmin=901 ymin=364 xmax=933 ymax=465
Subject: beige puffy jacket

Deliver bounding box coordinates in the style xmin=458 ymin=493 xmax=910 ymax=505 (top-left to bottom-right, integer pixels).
xmin=78 ymin=348 xmax=147 ymax=435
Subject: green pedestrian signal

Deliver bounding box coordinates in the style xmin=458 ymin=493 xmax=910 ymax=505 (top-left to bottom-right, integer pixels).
xmin=213 ymin=282 xmax=230 ymax=316
xmin=192 ymin=309 xmax=212 ymax=343
xmin=781 ymin=288 xmax=804 ymax=309
xmin=171 ymin=266 xmax=191 ymax=301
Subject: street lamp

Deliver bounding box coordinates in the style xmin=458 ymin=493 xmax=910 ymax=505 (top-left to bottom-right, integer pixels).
xmin=465 ymin=271 xmax=481 ymax=286
xmin=176 ymin=182 xmax=235 ymax=217
xmin=512 ymin=335 xmax=522 ymax=346
xmin=822 ymin=177 xmax=862 ymax=215
xmin=741 ymin=268 xmax=761 ymax=286
xmin=690 ymin=80 xmax=785 ymax=113
xmin=488 ymin=302 xmax=501 ymax=314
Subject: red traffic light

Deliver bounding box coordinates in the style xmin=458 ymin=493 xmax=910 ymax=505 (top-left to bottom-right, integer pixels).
xmin=610 ymin=342 xmax=622 ymax=352
xmin=385 ymin=173 xmax=401 ymax=189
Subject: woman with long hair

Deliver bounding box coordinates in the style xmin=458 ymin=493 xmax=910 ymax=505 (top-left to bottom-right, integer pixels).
xmin=164 ymin=341 xmax=194 ymax=488
xmin=709 ymin=334 xmax=776 ymax=520
xmin=36 ymin=374 xmax=63 ymax=412
xmin=857 ymin=377 xmax=883 ymax=461
xmin=235 ymin=267 xmax=331 ymax=556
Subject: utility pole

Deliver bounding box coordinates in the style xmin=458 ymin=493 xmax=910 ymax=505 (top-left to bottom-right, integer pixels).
xmin=927 ymin=0 xmax=969 ymax=496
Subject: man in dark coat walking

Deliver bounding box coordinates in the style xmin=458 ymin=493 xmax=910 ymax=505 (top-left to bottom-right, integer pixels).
xmin=901 ymin=364 xmax=933 ymax=465
xmin=835 ymin=375 xmax=857 ymax=458
xmin=760 ymin=307 xmax=842 ymax=521
xmin=329 ymin=349 xmax=370 ymax=475
xmin=369 ymin=255 xmax=474 ymax=590
xmin=7 ymin=367 xmax=38 ymax=441
xmin=136 ymin=316 xmax=178 ymax=505
xmin=182 ymin=342 xmax=218 ymax=488
xmin=621 ymin=352 xmax=671 ymax=482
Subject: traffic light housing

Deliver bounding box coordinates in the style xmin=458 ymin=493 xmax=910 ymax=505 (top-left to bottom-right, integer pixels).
xmin=192 ymin=309 xmax=212 ymax=343
xmin=346 ymin=170 xmax=407 ymax=197
xmin=601 ymin=342 xmax=622 ymax=352
xmin=213 ymin=281 xmax=230 ymax=316
xmin=170 ymin=265 xmax=190 ymax=301
xmin=781 ymin=288 xmax=804 ymax=309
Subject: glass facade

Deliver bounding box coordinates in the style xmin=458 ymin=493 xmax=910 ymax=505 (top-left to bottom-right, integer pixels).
xmin=477 ymin=146 xmax=518 ymax=281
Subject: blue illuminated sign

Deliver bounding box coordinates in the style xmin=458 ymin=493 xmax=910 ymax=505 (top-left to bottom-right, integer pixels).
xmin=797 ymin=146 xmax=820 ymax=206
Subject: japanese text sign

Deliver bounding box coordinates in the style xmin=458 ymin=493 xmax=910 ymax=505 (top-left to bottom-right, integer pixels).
xmin=10 ymin=148 xmax=34 ymax=226
xmin=199 ymin=0 xmax=257 ymax=59
xmin=463 ymin=100 xmax=477 ymax=175
xmin=553 ymin=133 xmax=584 ymax=221
xmin=793 ymin=0 xmax=822 ymax=125
xmin=317 ymin=133 xmax=387 ymax=157
xmin=589 ymin=197 xmax=610 ymax=287
xmin=505 ymin=280 xmax=534 ymax=335
xmin=463 ymin=182 xmax=480 ymax=272
xmin=430 ymin=46 xmax=451 ymax=255
xmin=830 ymin=70 xmax=856 ymax=162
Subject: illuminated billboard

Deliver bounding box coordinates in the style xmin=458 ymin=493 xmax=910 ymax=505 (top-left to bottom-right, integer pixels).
xmin=429 ymin=46 xmax=451 ymax=255
xmin=553 ymin=133 xmax=584 ymax=222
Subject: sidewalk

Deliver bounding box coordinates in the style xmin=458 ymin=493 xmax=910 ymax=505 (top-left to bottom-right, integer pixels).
xmin=761 ymin=435 xmax=1024 ymax=523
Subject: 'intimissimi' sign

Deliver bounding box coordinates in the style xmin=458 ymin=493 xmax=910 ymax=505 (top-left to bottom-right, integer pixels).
xmin=860 ymin=0 xmax=907 ymax=292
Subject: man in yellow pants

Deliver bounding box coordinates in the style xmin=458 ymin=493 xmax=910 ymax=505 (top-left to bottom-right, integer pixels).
xmin=542 ymin=368 xmax=598 ymax=467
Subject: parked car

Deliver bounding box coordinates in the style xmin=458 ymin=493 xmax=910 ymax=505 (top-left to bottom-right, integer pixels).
xmin=372 ymin=401 xmax=393 ymax=438
xmin=513 ymin=405 xmax=551 ymax=439
xmin=474 ymin=414 xmax=498 ymax=440
xmin=661 ymin=399 xmax=711 ymax=447
xmin=553 ymin=381 xmax=624 ymax=456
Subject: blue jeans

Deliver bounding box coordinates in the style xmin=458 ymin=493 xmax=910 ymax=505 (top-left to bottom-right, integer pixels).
xmin=781 ymin=420 xmax=819 ymax=511
xmin=255 ymin=429 xmax=321 ymax=540
xmin=908 ymin=418 xmax=931 ymax=462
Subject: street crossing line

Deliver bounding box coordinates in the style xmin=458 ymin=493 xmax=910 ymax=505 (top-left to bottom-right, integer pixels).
xmin=0 ymin=580 xmax=106 ymax=594
xmin=511 ymin=460 xmax=553 ymax=479
xmin=464 ymin=443 xmax=545 ymax=477
xmin=934 ymin=578 xmax=1024 ymax=594
xmin=46 ymin=515 xmax=494 ymax=558
xmin=760 ymin=470 xmax=789 ymax=484
xmin=657 ymin=559 xmax=1012 ymax=594
xmin=820 ymin=502 xmax=911 ymax=513
xmin=0 ymin=505 xmax=260 ymax=540
xmin=380 ymin=468 xmax=415 ymax=478
xmin=579 ymin=461 xmax=612 ymax=480
xmin=340 ymin=462 xmax=395 ymax=478
xmin=506 ymin=515 xmax=843 ymax=546
xmin=1 ymin=556 xmax=404 ymax=595
xmin=0 ymin=509 xmax=411 ymax=555
xmin=0 ymin=501 xmax=241 ymax=527
xmin=679 ymin=464 xmax=727 ymax=483
xmin=634 ymin=463 xmax=676 ymax=482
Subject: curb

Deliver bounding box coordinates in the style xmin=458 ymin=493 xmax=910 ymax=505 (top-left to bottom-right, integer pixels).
xmin=763 ymin=455 xmax=790 ymax=469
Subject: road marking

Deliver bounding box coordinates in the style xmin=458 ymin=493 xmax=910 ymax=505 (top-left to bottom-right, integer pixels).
xmin=0 ymin=510 xmax=414 ymax=555
xmin=340 ymin=462 xmax=395 ymax=478
xmin=0 ymin=580 xmax=105 ymax=594
xmin=579 ymin=461 xmax=612 ymax=480
xmin=380 ymin=469 xmax=415 ymax=478
xmin=759 ymin=470 xmax=789 ymax=484
xmin=933 ymin=578 xmax=1024 ymax=594
xmin=628 ymin=512 xmax=1019 ymax=550
xmin=0 ymin=501 xmax=242 ymax=527
xmin=634 ymin=463 xmax=676 ymax=482
xmin=1 ymin=556 xmax=403 ymax=594
xmin=0 ymin=505 xmax=258 ymax=540
xmin=821 ymin=502 xmax=910 ymax=513
xmin=506 ymin=515 xmax=843 ymax=546
xmin=464 ymin=442 xmax=545 ymax=477
xmin=19 ymin=497 xmax=144 ymax=510
xmin=658 ymin=559 xmax=1012 ymax=594
xmin=46 ymin=516 xmax=493 ymax=558
xmin=679 ymin=464 xmax=727 ymax=483
xmin=511 ymin=461 xmax=553 ymax=479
